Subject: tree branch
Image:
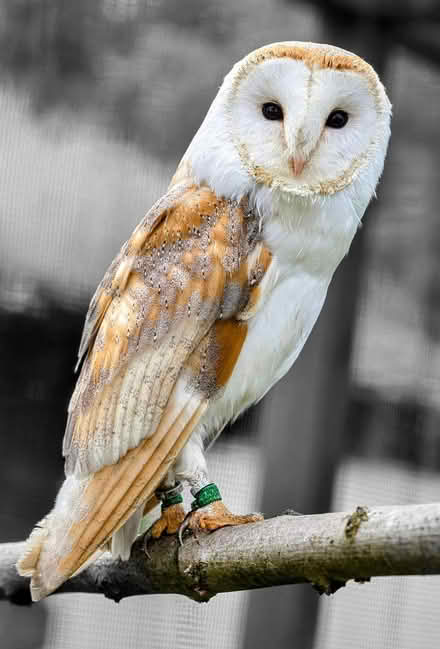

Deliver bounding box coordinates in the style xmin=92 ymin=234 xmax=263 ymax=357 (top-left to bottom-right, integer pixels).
xmin=2 ymin=503 xmax=439 ymax=605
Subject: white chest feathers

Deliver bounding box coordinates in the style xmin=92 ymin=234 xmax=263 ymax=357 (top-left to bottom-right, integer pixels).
xmin=199 ymin=190 xmax=359 ymax=445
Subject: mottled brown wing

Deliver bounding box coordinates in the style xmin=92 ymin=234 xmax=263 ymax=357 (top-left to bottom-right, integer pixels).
xmin=17 ymin=182 xmax=273 ymax=596
xmin=63 ymin=181 xmax=263 ymax=477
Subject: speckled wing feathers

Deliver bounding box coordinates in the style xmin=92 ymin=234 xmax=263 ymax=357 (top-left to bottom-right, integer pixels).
xmin=64 ymin=182 xmax=270 ymax=477
xmin=18 ymin=182 xmax=273 ymax=598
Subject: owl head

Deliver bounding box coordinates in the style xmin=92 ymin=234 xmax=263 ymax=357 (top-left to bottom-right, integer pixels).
xmin=179 ymin=42 xmax=391 ymax=217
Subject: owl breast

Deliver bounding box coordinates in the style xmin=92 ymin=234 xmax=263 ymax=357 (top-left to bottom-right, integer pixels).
xmin=197 ymin=191 xmax=360 ymax=448
xmin=197 ymin=262 xmax=328 ymax=449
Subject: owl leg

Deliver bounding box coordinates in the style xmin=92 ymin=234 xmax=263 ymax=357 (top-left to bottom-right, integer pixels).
xmin=148 ymin=472 xmax=185 ymax=541
xmin=175 ymin=436 xmax=263 ymax=542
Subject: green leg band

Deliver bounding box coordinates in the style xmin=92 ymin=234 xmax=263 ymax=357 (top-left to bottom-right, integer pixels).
xmin=156 ymin=481 xmax=184 ymax=510
xmin=191 ymin=483 xmax=222 ymax=510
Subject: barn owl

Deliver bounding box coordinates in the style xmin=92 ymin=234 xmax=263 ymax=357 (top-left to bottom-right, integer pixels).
xmin=18 ymin=41 xmax=391 ymax=601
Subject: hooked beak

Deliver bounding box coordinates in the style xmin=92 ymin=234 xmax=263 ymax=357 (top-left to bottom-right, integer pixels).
xmin=289 ymin=157 xmax=306 ymax=177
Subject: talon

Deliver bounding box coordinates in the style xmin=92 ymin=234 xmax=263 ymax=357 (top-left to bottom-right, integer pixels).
xmin=143 ymin=528 xmax=153 ymax=559
xmin=178 ymin=513 xmax=191 ymax=546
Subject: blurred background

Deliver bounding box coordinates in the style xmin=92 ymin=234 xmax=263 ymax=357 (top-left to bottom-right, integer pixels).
xmin=1 ymin=1 xmax=440 ymax=648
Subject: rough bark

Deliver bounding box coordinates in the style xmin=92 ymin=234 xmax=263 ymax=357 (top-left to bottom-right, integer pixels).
xmin=1 ymin=503 xmax=439 ymax=606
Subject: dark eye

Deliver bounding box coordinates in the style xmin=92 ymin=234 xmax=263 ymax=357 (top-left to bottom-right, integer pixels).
xmin=326 ymin=109 xmax=349 ymax=129
xmin=262 ymin=102 xmax=283 ymax=121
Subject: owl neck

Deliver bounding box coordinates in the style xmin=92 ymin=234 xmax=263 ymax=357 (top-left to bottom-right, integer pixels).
xmin=260 ymin=188 xmax=361 ymax=278
xmin=172 ymin=159 xmax=361 ymax=280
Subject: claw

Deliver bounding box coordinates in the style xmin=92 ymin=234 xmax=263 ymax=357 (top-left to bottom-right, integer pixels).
xmin=178 ymin=509 xmax=203 ymax=546
xmin=178 ymin=513 xmax=191 ymax=546
xmin=143 ymin=527 xmax=153 ymax=559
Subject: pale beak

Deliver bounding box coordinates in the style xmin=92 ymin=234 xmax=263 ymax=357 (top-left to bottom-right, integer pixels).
xmin=289 ymin=157 xmax=306 ymax=177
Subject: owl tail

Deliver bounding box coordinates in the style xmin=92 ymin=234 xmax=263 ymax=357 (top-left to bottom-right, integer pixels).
xmin=16 ymin=468 xmax=154 ymax=602
xmin=17 ymin=476 xmax=150 ymax=602
xmin=16 ymin=475 xmax=97 ymax=601
xmin=16 ymin=397 xmax=205 ymax=601
xmin=16 ymin=474 xmax=154 ymax=601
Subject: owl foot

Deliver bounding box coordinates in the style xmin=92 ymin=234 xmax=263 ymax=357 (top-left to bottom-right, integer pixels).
xmin=151 ymin=503 xmax=186 ymax=538
xmin=178 ymin=501 xmax=263 ymax=544
xmin=143 ymin=503 xmax=186 ymax=558
xmin=152 ymin=480 xmax=185 ymax=537
xmin=143 ymin=480 xmax=185 ymax=557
